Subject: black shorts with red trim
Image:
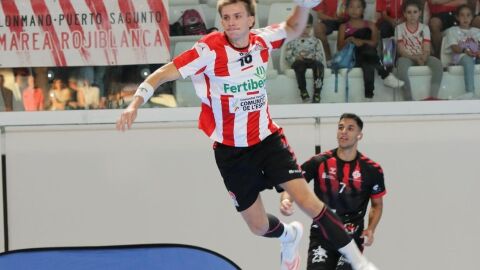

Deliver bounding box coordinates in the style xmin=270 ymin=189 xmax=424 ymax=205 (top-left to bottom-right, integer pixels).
xmin=213 ymin=129 xmax=303 ymax=212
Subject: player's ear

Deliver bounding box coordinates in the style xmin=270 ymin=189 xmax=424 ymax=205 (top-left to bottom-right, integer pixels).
xmin=249 ymin=16 xmax=255 ymax=29
xmin=357 ymin=133 xmax=363 ymax=140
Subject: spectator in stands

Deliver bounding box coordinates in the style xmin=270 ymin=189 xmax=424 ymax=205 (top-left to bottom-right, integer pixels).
xmin=285 ymin=14 xmax=325 ymax=103
xmin=338 ymin=0 xmax=404 ymax=100
xmin=78 ymin=79 xmax=100 ymax=109
xmin=445 ymin=4 xmax=480 ymax=99
xmin=428 ymin=0 xmax=465 ymax=58
xmin=22 ymin=75 xmax=45 ymax=111
xmin=48 ymin=79 xmax=71 ymax=111
xmin=66 ymin=78 xmax=86 ymax=109
xmin=396 ymin=0 xmax=443 ymax=100
xmin=313 ymin=0 xmax=348 ymax=62
xmin=92 ymin=66 xmax=107 ymax=109
xmin=0 ymin=74 xmax=13 ymax=111
xmin=376 ymin=0 xmax=404 ymax=38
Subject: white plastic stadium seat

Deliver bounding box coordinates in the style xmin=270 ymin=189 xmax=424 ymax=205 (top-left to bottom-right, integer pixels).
xmin=173 ymin=41 xmax=201 ymax=107
xmin=266 ymin=3 xmax=295 ymax=70
xmin=440 ymin=36 xmax=452 ymax=68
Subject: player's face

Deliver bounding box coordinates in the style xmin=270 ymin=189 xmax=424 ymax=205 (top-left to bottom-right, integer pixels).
xmin=457 ymin=7 xmax=473 ymax=28
xmin=220 ymin=3 xmax=255 ymax=42
xmin=403 ymin=5 xmax=420 ymax=24
xmin=337 ymin=118 xmax=362 ymax=149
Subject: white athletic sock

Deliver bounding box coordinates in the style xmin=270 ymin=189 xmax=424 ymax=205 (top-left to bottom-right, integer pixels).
xmin=338 ymin=240 xmax=368 ymax=270
xmin=278 ymin=223 xmax=295 ymax=242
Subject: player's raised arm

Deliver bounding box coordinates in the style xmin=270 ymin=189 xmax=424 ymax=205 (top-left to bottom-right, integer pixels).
xmin=284 ymin=0 xmax=321 ymax=43
xmin=116 ymin=62 xmax=182 ymax=131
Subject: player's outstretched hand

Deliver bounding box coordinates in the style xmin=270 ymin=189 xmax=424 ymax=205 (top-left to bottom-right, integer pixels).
xmin=280 ymin=199 xmax=295 ymax=216
xmin=293 ymin=0 xmax=322 ymax=8
xmin=116 ymin=106 xmax=138 ymax=131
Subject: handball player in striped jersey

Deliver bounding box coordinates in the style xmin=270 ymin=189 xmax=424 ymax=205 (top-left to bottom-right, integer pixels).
xmin=117 ymin=1 xmax=378 ymax=269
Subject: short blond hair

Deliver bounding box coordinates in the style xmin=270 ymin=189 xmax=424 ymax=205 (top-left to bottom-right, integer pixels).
xmin=217 ymin=0 xmax=256 ymax=17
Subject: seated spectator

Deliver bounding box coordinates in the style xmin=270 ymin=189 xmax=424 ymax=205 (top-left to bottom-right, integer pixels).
xmin=285 ymin=15 xmax=324 ymax=103
xmin=48 ymin=79 xmax=71 ymax=111
xmin=78 ymin=79 xmax=100 ymax=109
xmin=0 ymin=74 xmax=13 ymax=111
xmin=338 ymin=0 xmax=404 ymax=100
xmin=376 ymin=0 xmax=404 ymax=38
xmin=445 ymin=4 xmax=480 ymax=99
xmin=428 ymin=0 xmax=465 ymax=57
xmin=396 ymin=0 xmax=443 ymax=100
xmin=22 ymin=75 xmax=44 ymax=111
xmin=66 ymin=78 xmax=86 ymax=109
xmin=313 ymin=0 xmax=348 ymax=62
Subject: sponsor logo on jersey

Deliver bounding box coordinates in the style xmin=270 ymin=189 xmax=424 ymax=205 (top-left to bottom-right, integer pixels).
xmin=223 ymin=67 xmax=266 ymax=94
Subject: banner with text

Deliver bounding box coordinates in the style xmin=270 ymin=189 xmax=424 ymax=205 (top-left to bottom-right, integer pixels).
xmin=0 ymin=0 xmax=170 ymax=67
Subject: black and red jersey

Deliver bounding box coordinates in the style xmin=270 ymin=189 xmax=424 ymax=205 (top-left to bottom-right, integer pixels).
xmin=302 ymin=149 xmax=386 ymax=223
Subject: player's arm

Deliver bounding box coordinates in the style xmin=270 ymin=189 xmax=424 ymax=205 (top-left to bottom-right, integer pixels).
xmin=116 ymin=62 xmax=181 ymax=131
xmin=362 ymin=196 xmax=383 ymax=246
xmin=280 ymin=157 xmax=318 ymax=216
xmin=284 ymin=0 xmax=320 ymax=43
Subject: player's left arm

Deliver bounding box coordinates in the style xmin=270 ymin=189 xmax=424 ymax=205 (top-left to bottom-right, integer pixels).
xmin=362 ymin=196 xmax=383 ymax=246
xmin=284 ymin=0 xmax=321 ymax=43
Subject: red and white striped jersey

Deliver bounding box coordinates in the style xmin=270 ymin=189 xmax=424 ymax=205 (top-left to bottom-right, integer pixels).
xmin=173 ymin=25 xmax=286 ymax=147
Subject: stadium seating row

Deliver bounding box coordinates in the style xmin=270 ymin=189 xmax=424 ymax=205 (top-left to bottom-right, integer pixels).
xmin=171 ymin=39 xmax=480 ymax=106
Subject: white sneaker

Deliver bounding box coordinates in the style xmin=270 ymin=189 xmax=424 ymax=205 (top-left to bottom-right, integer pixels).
xmin=280 ymin=221 xmax=303 ymax=270
xmin=357 ymin=261 xmax=379 ymax=270
xmin=383 ymin=73 xmax=404 ymax=88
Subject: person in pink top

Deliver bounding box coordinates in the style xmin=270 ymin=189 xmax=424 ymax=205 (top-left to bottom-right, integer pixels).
xmin=22 ymin=75 xmax=44 ymax=111
xmin=116 ymin=1 xmax=379 ymax=270
xmin=428 ymin=0 xmax=466 ymax=57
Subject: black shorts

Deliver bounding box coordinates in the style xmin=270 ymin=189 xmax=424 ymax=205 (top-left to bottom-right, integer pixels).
xmin=430 ymin=12 xmax=457 ymax=31
xmin=319 ymin=19 xmax=342 ymax=35
xmin=307 ymin=221 xmax=364 ymax=270
xmin=214 ymin=129 xmax=303 ymax=212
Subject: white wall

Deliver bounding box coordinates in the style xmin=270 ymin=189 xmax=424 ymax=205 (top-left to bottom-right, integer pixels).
xmin=0 ymin=102 xmax=479 ymax=269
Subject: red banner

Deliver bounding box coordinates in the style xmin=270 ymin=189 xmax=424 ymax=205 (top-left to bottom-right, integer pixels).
xmin=0 ymin=0 xmax=170 ymax=67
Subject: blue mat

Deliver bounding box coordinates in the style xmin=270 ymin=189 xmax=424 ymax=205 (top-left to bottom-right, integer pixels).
xmin=0 ymin=244 xmax=241 ymax=270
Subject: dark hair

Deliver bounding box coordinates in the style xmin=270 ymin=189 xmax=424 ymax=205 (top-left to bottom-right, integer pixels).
xmin=346 ymin=0 xmax=366 ymax=10
xmin=402 ymin=0 xmax=422 ymax=12
xmin=455 ymin=4 xmax=472 ymax=16
xmin=339 ymin=113 xmax=363 ymax=130
xmin=307 ymin=14 xmax=314 ymax=25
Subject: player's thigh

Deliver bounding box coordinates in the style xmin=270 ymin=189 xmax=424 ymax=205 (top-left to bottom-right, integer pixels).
xmin=214 ymin=143 xmax=264 ymax=212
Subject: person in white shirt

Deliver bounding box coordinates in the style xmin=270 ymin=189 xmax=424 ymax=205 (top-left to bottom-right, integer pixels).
xmin=444 ymin=4 xmax=480 ymax=99
xmin=395 ymin=0 xmax=443 ymax=101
